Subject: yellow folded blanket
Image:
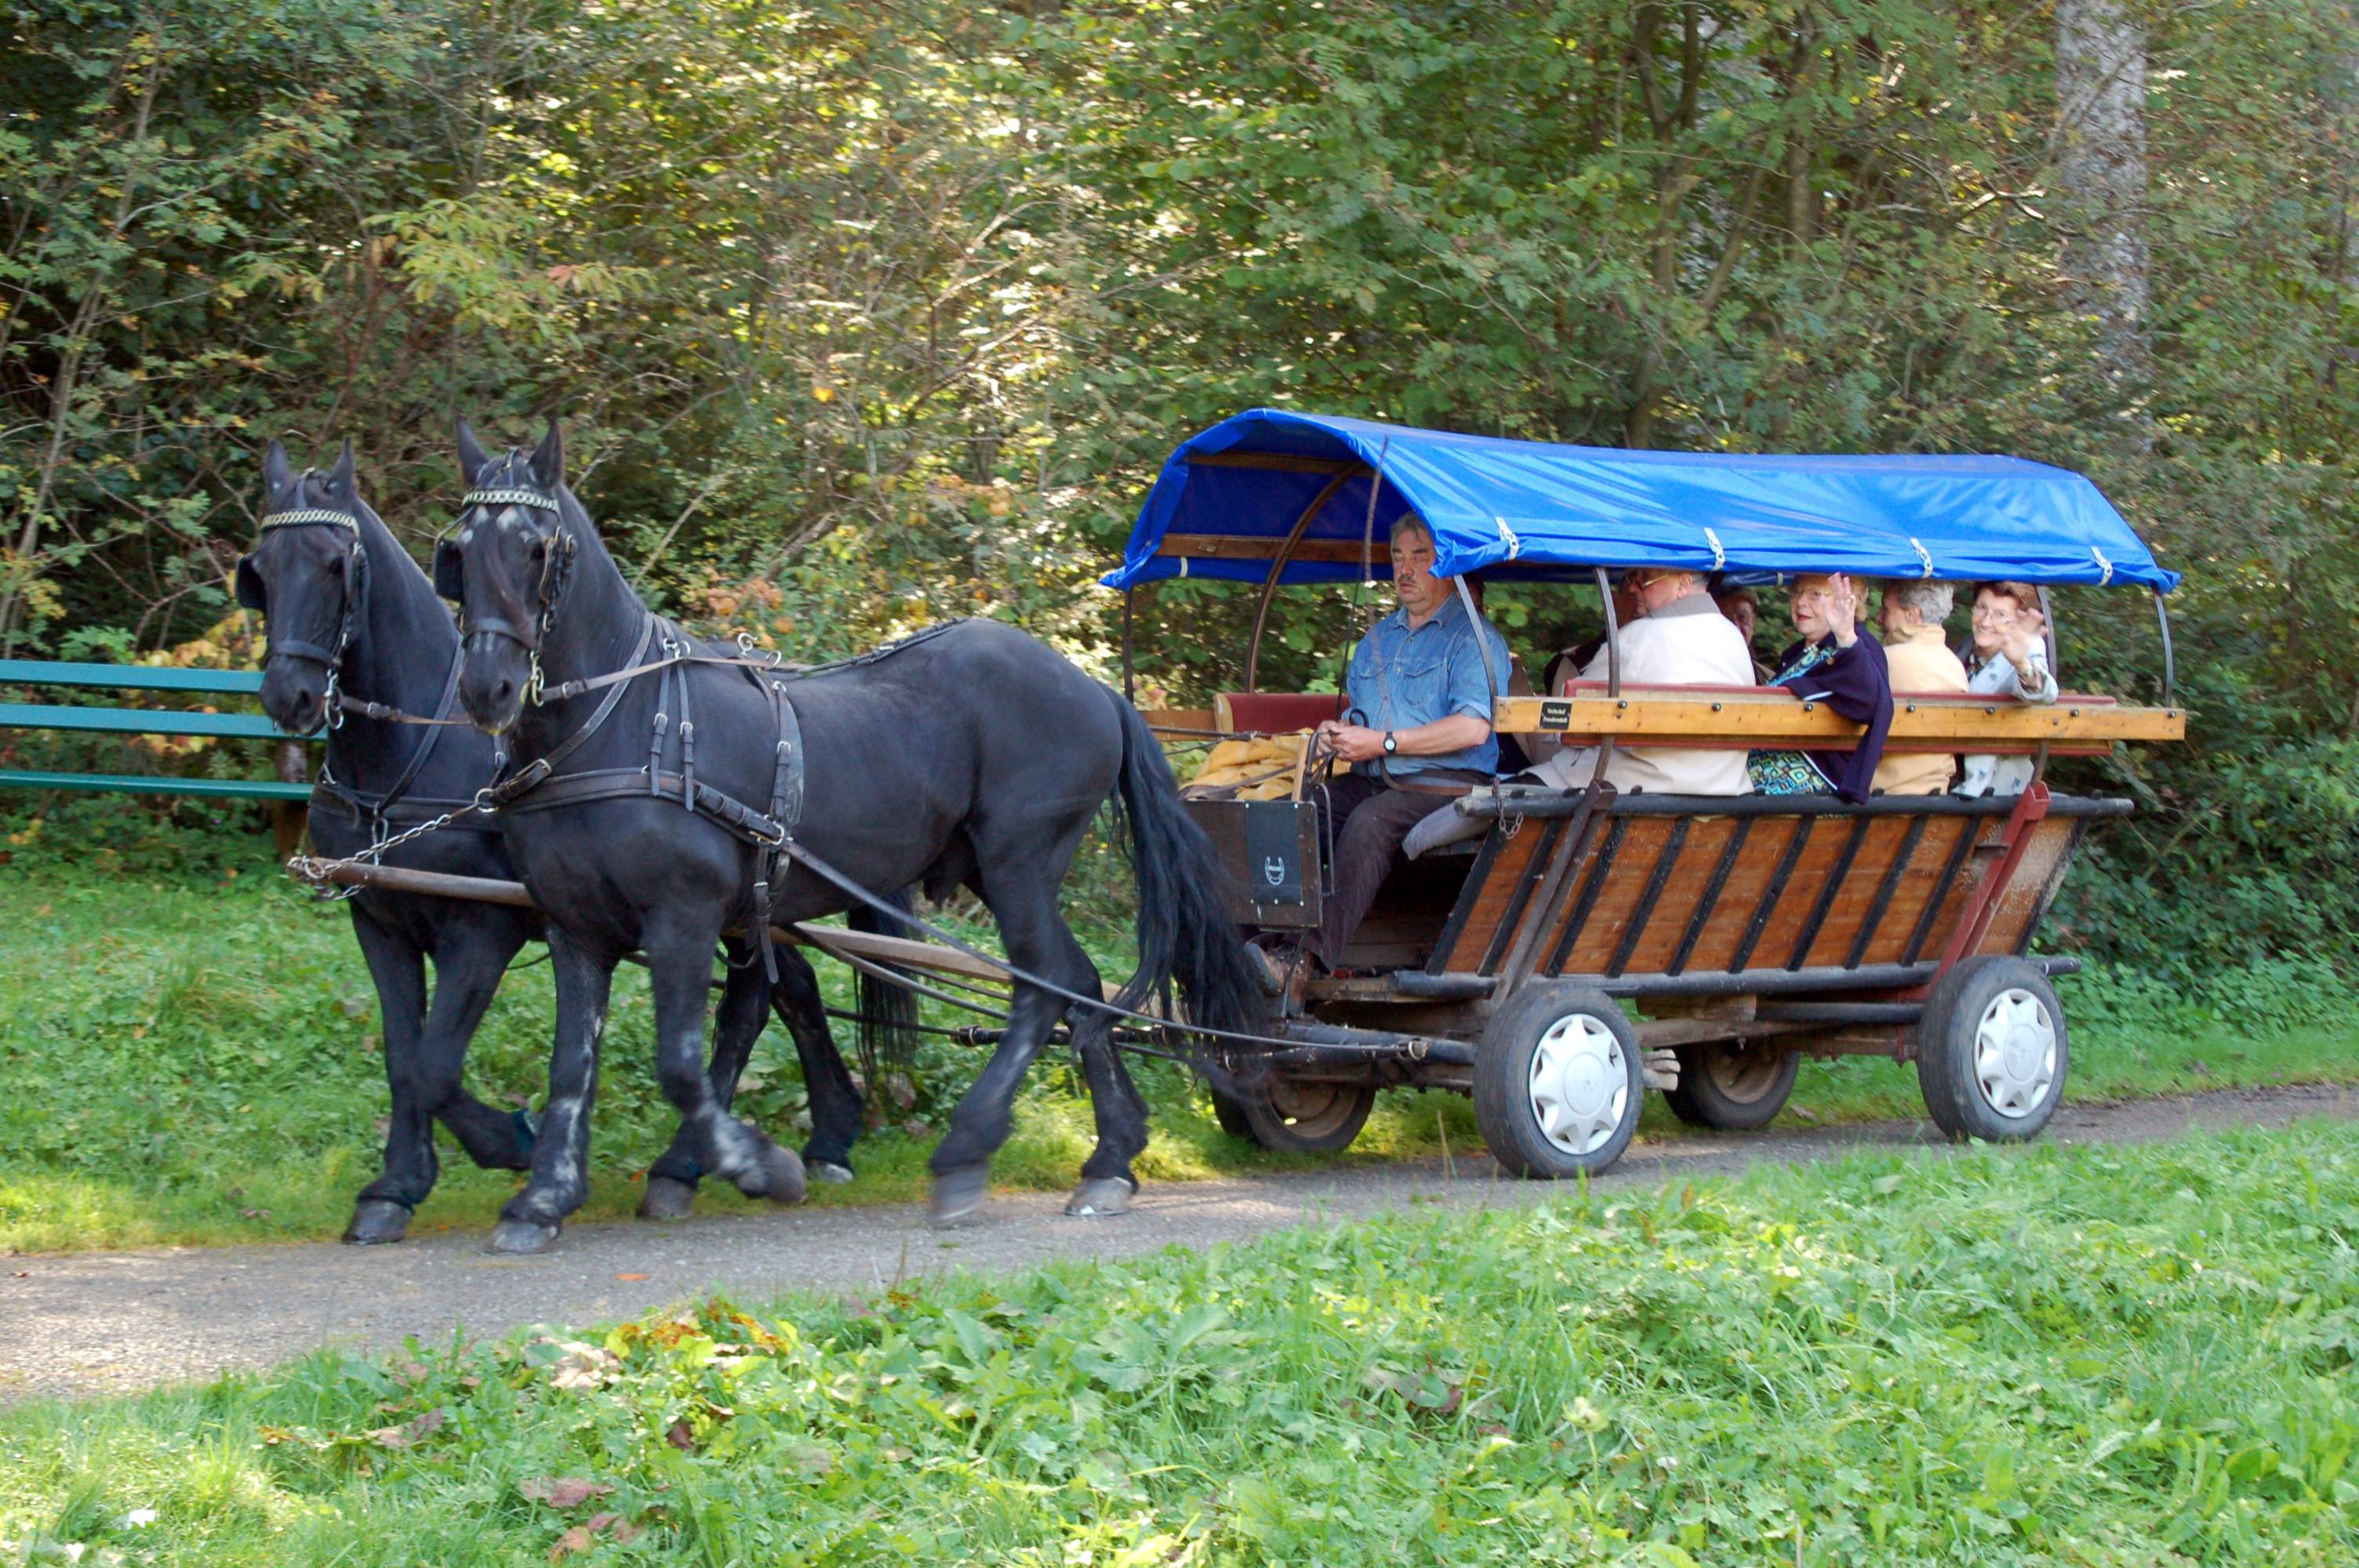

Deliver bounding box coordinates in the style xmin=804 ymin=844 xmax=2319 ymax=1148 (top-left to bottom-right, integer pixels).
xmin=1182 ymin=732 xmax=1313 ymax=800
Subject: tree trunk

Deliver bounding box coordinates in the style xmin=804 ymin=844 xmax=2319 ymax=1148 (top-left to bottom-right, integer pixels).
xmin=2055 ymin=0 xmax=2150 ymax=442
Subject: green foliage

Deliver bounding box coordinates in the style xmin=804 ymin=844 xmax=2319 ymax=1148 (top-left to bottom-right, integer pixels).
xmin=5 ymin=0 xmax=2357 ymax=964
xmin=8 ymin=1123 xmax=2359 ymax=1562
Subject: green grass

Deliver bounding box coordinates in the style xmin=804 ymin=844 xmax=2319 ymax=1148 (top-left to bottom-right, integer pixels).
xmin=5 ymin=1122 xmax=2358 ymax=1564
xmin=5 ymin=857 xmax=2358 ymax=1255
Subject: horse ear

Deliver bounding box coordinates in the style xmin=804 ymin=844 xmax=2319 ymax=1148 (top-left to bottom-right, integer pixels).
xmin=456 ymin=416 xmax=489 ymax=486
xmin=432 ymin=537 xmax=465 ymax=601
xmin=529 ymin=418 xmax=564 ymax=492
xmin=263 ymin=439 xmax=292 ymax=496
xmin=234 ymin=556 xmax=267 ymax=612
xmin=328 ymin=437 xmax=356 ymax=503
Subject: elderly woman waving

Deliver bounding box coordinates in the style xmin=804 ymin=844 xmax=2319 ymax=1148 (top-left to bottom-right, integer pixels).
xmin=1747 ymin=572 xmax=1894 ymax=802
xmin=1957 ymin=580 xmax=2059 ymax=797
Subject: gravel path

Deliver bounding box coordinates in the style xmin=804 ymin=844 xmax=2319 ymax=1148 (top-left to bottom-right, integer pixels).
xmin=4 ymin=1082 xmax=2351 ymax=1408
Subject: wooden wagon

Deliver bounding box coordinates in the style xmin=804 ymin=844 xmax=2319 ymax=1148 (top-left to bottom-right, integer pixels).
xmin=1112 ymin=411 xmax=2186 ymax=1176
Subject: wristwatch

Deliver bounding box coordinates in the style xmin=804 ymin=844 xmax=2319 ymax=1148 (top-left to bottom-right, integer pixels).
xmin=1382 ymin=731 xmax=1398 ymax=755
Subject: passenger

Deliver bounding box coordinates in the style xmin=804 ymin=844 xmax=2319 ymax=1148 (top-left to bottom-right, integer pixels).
xmin=1401 ymin=564 xmax=1751 ymax=858
xmin=1870 ymin=579 xmax=1968 ymax=796
xmin=1956 ymin=579 xmax=2059 ymax=797
xmin=1524 ymin=565 xmax=1756 ymax=796
xmin=1746 ymin=572 xmax=1892 ymax=801
xmin=1245 ymin=511 xmax=1510 ymax=999
xmin=1544 ymin=577 xmax=1644 ymax=696
xmin=1713 ymin=582 xmax=1772 ymax=681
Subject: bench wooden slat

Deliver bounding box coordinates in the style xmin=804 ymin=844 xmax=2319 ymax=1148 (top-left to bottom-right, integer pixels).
xmin=0 ymin=659 xmax=264 ymax=695
xmin=0 ymin=768 xmax=311 ymax=801
xmin=1491 ymin=690 xmax=2183 ymax=746
xmin=0 ymin=702 xmax=311 ymax=741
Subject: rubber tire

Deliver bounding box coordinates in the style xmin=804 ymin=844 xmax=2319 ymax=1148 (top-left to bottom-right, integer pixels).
xmin=1663 ymin=1043 xmax=1801 ymax=1131
xmin=1916 ymin=955 xmax=2069 ymax=1142
xmin=1473 ymin=982 xmax=1643 ymax=1179
xmin=1209 ymin=1076 xmax=1376 ymax=1154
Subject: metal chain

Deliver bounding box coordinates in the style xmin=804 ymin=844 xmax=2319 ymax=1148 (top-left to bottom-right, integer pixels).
xmin=286 ymin=795 xmax=489 ymax=902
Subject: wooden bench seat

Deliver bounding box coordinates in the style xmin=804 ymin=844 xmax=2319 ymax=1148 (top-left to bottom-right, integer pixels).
xmin=0 ymin=659 xmax=317 ymax=803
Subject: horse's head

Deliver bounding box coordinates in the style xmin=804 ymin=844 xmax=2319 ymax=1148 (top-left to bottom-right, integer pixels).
xmin=239 ymin=438 xmax=366 ymax=735
xmin=440 ymin=416 xmax=575 ymax=735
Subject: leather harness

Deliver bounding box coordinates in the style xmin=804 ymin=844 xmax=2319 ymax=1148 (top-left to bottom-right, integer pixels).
xmin=453 ymin=480 xmax=953 ymax=982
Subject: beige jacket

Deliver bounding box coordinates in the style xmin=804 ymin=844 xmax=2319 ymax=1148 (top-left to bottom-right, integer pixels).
xmin=1525 ymin=593 xmax=1756 ymax=796
xmin=1874 ymin=623 xmax=1968 ymax=795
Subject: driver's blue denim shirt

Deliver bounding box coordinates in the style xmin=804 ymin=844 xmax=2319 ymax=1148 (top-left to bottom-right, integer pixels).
xmin=1344 ymin=592 xmax=1510 ymax=777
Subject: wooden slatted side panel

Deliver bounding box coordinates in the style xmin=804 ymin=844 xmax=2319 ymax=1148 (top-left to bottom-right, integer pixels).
xmin=1791 ymin=815 xmax=1921 ymax=970
xmin=1612 ymin=815 xmax=1743 ymax=975
xmin=1848 ymin=815 xmax=1981 ymax=967
xmin=1436 ymin=817 xmax=1558 ymax=975
xmin=1976 ymin=817 xmax=2084 ymax=956
xmin=1896 ymin=817 xmax=2005 ymax=964
xmin=1548 ymin=818 xmax=1681 ymax=976
xmin=1661 ymin=815 xmax=1800 ymax=974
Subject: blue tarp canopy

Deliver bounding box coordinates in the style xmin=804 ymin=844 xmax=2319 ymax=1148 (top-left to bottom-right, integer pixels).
xmin=1103 ymin=410 xmax=2179 ymax=593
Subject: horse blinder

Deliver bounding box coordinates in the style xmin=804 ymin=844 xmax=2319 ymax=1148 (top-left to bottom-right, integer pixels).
xmin=234 ymin=555 xmax=267 ymax=612
xmin=432 ymin=536 xmax=466 ymax=602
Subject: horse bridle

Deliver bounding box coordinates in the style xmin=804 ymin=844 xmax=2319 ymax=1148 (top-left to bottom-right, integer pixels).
xmin=438 ymin=485 xmax=577 ymax=704
xmin=239 ymin=481 xmax=369 ymax=727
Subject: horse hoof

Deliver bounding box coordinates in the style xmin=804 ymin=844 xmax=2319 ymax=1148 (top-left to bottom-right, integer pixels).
xmin=637 ymin=1175 xmax=697 ymax=1221
xmin=1063 ymin=1177 xmax=1137 ymax=1218
xmin=747 ymin=1145 xmax=806 ymax=1207
xmin=342 ymin=1200 xmax=412 ymax=1245
xmin=929 ymin=1164 xmax=989 ymax=1228
xmin=486 ymin=1219 xmax=560 ymax=1255
xmin=810 ymin=1160 xmax=856 ymax=1186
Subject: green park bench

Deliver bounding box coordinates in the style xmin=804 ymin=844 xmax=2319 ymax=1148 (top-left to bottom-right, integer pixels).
xmin=0 ymin=659 xmax=317 ymax=806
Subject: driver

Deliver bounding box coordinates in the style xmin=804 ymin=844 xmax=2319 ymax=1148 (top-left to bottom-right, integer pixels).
xmin=1249 ymin=512 xmax=1509 ymax=1001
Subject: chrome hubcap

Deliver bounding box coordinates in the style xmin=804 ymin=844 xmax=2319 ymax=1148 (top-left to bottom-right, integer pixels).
xmin=1528 ymin=1013 xmax=1629 ymax=1155
xmin=1973 ymin=987 xmax=2057 ymax=1119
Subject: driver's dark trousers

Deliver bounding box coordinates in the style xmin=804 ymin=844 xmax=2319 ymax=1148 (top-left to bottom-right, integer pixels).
xmin=1312 ymin=768 xmax=1488 ymax=971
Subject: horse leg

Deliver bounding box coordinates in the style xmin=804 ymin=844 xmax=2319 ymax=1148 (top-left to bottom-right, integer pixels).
xmin=488 ymin=927 xmax=613 ymax=1254
xmin=344 ymin=914 xmax=433 ymax=1244
xmin=1065 ymin=938 xmax=1150 ymax=1218
xmin=421 ymin=918 xmax=539 ymax=1176
xmin=926 ymin=888 xmax=1086 ymax=1225
xmin=768 ymin=948 xmax=865 ymax=1184
xmin=645 ymin=919 xmax=805 ymax=1207
xmin=639 ymin=943 xmax=769 ymax=1220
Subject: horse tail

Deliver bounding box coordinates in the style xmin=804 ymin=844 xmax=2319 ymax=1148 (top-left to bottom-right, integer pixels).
xmin=1103 ymin=687 xmax=1267 ymax=1044
xmin=849 ymin=885 xmax=922 ymax=1093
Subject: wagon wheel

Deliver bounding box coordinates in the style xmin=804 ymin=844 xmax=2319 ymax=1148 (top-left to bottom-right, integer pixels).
xmin=1663 ymin=1042 xmax=1800 ymax=1131
xmin=1211 ymin=1076 xmax=1376 ymax=1155
xmin=1915 ymin=955 xmax=2069 ymax=1142
xmin=1473 ymin=982 xmax=1643 ymax=1179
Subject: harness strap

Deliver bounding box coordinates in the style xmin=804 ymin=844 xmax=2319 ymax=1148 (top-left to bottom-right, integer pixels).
xmin=309 ymin=782 xmax=503 ymax=833
xmin=751 ymin=670 xmax=803 ymax=982
xmin=532 ymin=613 xmax=657 ymax=781
xmin=267 ymin=636 xmax=344 ymax=666
xmin=494 ymin=767 xmax=792 ymax=846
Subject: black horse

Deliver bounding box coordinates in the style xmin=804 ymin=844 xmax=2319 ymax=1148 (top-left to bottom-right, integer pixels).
xmin=436 ymin=419 xmax=1263 ymax=1252
xmin=238 ymin=439 xmax=900 ymax=1242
